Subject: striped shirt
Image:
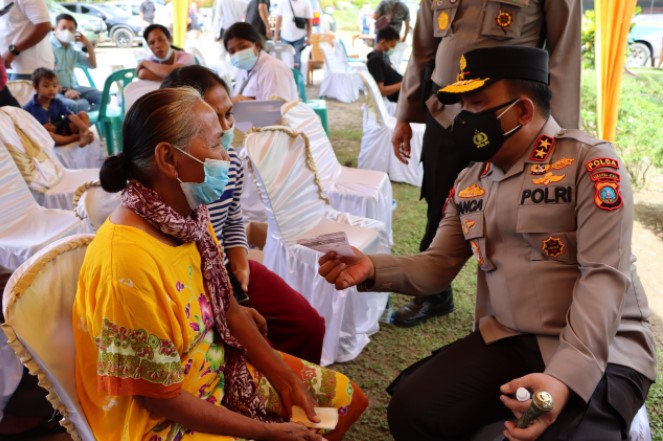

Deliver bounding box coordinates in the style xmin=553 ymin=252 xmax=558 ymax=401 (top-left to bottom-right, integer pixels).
xmin=208 ymin=147 xmax=248 ymax=264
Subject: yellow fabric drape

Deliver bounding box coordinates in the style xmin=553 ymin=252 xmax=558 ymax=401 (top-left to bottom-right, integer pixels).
xmin=172 ymin=0 xmax=190 ymax=48
xmin=594 ymin=0 xmax=637 ymax=142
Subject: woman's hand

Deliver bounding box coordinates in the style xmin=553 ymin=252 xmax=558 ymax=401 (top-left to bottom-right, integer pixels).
xmin=317 ymin=247 xmax=375 ymax=290
xmin=233 ymin=265 xmax=250 ymax=292
xmin=241 ymin=306 xmax=267 ymax=336
xmin=266 ymin=423 xmax=327 ymax=441
xmin=500 ymin=373 xmax=571 ymax=441
xmin=271 ymin=372 xmax=320 ymax=426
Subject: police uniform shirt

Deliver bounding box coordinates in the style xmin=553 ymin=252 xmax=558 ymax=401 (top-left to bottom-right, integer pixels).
xmin=395 ymin=0 xmax=581 ymax=130
xmin=365 ymin=117 xmax=656 ymax=402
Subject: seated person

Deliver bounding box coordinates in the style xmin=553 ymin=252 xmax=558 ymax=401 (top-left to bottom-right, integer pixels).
xmin=74 ymin=87 xmax=367 ymax=440
xmin=50 ymin=13 xmax=102 ymax=112
xmin=23 ymin=67 xmax=93 ymax=146
xmin=162 ymin=65 xmax=325 ymax=364
xmin=223 ymin=22 xmax=298 ymax=103
xmin=366 ymin=27 xmax=402 ymax=103
xmin=137 ymin=24 xmax=196 ymax=81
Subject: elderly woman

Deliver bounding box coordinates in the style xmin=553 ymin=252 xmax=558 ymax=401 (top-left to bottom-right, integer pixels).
xmin=161 ymin=65 xmax=325 ymax=364
xmin=137 ymin=24 xmax=196 ymax=81
xmin=73 ymin=87 xmax=367 ymax=440
xmin=223 ymin=22 xmax=298 ymax=104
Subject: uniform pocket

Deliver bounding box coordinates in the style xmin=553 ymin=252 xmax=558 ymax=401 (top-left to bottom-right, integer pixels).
xmin=480 ymin=0 xmax=529 ymax=40
xmin=432 ymin=1 xmax=459 ymax=38
xmin=517 ymin=205 xmax=577 ymax=263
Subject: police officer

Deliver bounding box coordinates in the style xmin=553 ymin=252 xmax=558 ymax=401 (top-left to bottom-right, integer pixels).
xmin=319 ymin=46 xmax=656 ymax=441
xmin=390 ymin=0 xmax=581 ymax=327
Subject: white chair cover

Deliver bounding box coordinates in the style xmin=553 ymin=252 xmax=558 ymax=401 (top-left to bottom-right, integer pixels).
xmin=0 ymin=107 xmax=100 ymax=209
xmin=72 ymin=181 xmax=122 ymax=231
xmin=244 ymin=126 xmax=390 ymax=365
xmin=0 ymin=332 xmax=22 ymax=422
xmin=123 ymin=80 xmax=161 ymax=115
xmin=53 ymin=134 xmax=105 ymax=170
xmin=1 ymin=234 xmax=96 ymax=440
xmin=267 ymin=42 xmax=296 ymax=68
xmin=319 ymin=43 xmax=362 ymax=104
xmin=281 ymin=100 xmax=393 ymax=243
xmin=0 ymin=145 xmax=88 ymax=271
xmin=388 ymin=42 xmax=408 ymax=74
xmin=5 ymin=80 xmax=33 ymax=107
xmin=357 ymin=70 xmax=424 ymax=187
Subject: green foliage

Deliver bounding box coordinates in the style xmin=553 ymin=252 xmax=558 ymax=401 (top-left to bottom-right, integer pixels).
xmin=581 ymin=9 xmax=596 ymax=69
xmin=581 ymin=68 xmax=663 ymax=188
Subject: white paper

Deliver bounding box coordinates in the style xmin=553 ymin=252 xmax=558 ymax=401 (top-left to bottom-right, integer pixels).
xmin=291 ymin=406 xmax=339 ymax=430
xmin=296 ymin=231 xmax=355 ymax=257
xmin=232 ymin=100 xmax=283 ymax=133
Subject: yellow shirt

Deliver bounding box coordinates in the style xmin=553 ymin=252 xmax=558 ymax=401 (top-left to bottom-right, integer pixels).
xmin=73 ymin=219 xmax=227 ymax=440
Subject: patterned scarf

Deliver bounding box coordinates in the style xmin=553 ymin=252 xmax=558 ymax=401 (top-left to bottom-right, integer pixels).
xmin=122 ymin=180 xmax=274 ymax=421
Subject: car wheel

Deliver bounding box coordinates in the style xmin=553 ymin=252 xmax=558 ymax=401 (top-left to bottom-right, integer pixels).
xmin=627 ymin=42 xmax=652 ymax=67
xmin=111 ymin=28 xmax=134 ymax=48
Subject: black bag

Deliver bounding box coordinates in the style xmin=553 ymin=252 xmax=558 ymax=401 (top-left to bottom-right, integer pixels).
xmin=289 ymin=0 xmax=307 ymax=29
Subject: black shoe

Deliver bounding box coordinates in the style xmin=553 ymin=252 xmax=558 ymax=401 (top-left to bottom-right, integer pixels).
xmin=392 ymin=287 xmax=455 ymax=328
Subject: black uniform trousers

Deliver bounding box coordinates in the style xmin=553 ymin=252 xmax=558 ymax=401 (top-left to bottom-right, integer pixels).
xmin=387 ymin=331 xmax=651 ymax=441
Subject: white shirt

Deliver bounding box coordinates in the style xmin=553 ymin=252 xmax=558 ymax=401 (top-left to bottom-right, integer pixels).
xmin=0 ymin=0 xmax=54 ymax=75
xmin=275 ymin=0 xmax=313 ymax=42
xmin=213 ymin=0 xmax=248 ymax=34
xmin=233 ymin=51 xmax=298 ymax=101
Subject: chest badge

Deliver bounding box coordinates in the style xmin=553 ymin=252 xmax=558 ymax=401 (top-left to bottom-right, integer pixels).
xmin=551 ymin=157 xmax=575 ymax=170
xmin=594 ymin=180 xmax=623 ymax=211
xmin=496 ymin=10 xmax=513 ymax=28
xmin=530 ymin=164 xmax=550 ymax=176
xmin=541 ymin=236 xmax=565 ymax=258
xmin=529 ymin=135 xmax=555 ymax=162
xmin=438 ymin=10 xmax=450 ymax=31
xmin=532 ymin=172 xmax=566 ymax=185
xmin=462 ymin=219 xmax=476 ymax=235
xmin=458 ymin=183 xmax=485 ymax=198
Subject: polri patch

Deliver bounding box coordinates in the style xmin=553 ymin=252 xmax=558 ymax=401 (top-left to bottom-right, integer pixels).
xmin=585 ymin=157 xmax=619 ymax=172
xmin=594 ymin=180 xmax=623 ymax=211
xmin=458 ymin=183 xmax=485 ymax=198
xmin=529 ymin=135 xmax=554 ymax=162
xmin=541 ymin=236 xmax=565 ymax=258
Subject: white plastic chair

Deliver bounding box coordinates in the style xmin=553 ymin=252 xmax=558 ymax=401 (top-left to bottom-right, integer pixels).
xmin=0 ymin=143 xmax=88 ymax=270
xmin=281 ymin=100 xmax=393 ymax=243
xmin=356 ymin=70 xmax=424 ymax=187
xmin=5 ymin=80 xmax=33 ymax=107
xmin=123 ymin=79 xmax=161 ymax=115
xmin=388 ymin=42 xmax=408 ymax=74
xmin=72 ymin=180 xmax=122 ymax=231
xmin=244 ymin=126 xmax=390 ymax=366
xmin=0 ymin=107 xmax=99 ymax=210
xmin=1 ymin=234 xmax=96 ymax=441
xmin=319 ymin=42 xmax=362 ymax=103
xmin=267 ymin=42 xmax=296 ymax=69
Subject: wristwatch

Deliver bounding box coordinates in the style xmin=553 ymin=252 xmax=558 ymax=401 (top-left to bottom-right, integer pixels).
xmin=8 ymin=44 xmax=19 ymax=55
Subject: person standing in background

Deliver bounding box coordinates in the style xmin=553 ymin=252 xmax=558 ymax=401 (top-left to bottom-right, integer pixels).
xmin=0 ymin=0 xmax=53 ymax=80
xmin=274 ymin=0 xmax=312 ymax=71
xmin=245 ymin=0 xmax=271 ymax=40
xmin=212 ymin=0 xmax=247 ymax=42
xmin=374 ymin=0 xmax=410 ymax=42
xmin=389 ymin=0 xmax=581 ymax=328
xmin=139 ymin=0 xmax=156 ymax=24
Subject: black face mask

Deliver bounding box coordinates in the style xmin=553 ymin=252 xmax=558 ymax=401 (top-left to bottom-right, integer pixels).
xmin=452 ymin=98 xmax=523 ymax=162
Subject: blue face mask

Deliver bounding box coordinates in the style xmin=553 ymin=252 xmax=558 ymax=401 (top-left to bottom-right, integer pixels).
xmin=153 ymin=46 xmax=173 ymax=63
xmin=174 ymin=146 xmax=230 ymax=210
xmin=230 ymin=47 xmax=259 ymax=70
xmin=221 ymin=126 xmax=234 ymax=150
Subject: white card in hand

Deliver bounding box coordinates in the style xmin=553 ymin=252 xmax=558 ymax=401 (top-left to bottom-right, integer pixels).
xmin=291 ymin=405 xmax=339 ymax=430
xmin=296 ymin=231 xmax=354 ymax=257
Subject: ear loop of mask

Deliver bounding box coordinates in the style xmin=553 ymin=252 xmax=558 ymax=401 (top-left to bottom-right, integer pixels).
xmin=497 ymin=98 xmax=522 ymax=137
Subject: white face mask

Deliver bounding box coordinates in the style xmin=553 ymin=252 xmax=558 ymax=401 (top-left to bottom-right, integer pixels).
xmin=56 ymin=29 xmax=76 ymax=44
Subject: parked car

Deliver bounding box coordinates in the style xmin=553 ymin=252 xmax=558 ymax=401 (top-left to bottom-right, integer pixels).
xmin=627 ymin=14 xmax=663 ymax=67
xmin=47 ymin=0 xmax=107 ymax=46
xmin=61 ymin=2 xmax=145 ymax=48
xmin=105 ymin=0 xmax=171 ymax=27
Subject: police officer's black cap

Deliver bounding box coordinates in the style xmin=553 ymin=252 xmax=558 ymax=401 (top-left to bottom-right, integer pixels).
xmin=437 ymin=46 xmax=550 ymax=104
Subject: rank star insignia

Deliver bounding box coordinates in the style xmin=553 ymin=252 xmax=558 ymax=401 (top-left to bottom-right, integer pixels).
xmin=551 ymin=158 xmax=575 ymax=170
xmin=462 ymin=219 xmax=476 ymax=235
xmin=532 ymin=172 xmax=566 ymax=185
xmin=541 ymin=236 xmax=565 ymax=258
xmin=594 ymin=180 xmax=623 ymax=211
xmin=529 ymin=135 xmax=554 ymax=162
xmin=458 ymin=183 xmax=485 ymax=198
xmin=530 ymin=164 xmax=550 ymax=176
xmin=496 ymin=10 xmax=513 ymax=28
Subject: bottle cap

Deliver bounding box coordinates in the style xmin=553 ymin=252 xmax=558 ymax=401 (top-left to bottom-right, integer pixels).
xmin=515 ymin=387 xmax=531 ymax=401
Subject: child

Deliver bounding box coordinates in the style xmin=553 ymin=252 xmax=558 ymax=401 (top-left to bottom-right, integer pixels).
xmin=23 ymin=67 xmax=94 ymax=146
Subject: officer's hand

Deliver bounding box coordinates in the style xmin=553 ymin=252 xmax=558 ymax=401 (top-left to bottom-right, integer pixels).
xmin=318 ymin=247 xmax=374 ymax=290
xmin=500 ymin=373 xmax=571 ymax=441
xmin=392 ymin=121 xmax=412 ymax=164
